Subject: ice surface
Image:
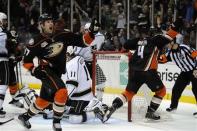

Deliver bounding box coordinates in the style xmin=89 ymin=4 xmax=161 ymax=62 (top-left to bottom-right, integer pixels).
xmin=0 ymin=91 xmax=196 ymax=131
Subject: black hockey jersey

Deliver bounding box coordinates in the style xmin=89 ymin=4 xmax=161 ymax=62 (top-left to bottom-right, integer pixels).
xmin=124 ymin=35 xmax=171 ymax=71
xmin=23 ymin=30 xmax=92 ymax=76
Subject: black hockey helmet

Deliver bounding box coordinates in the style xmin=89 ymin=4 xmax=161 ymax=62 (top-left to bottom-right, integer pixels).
xmin=170 ymin=16 xmax=184 ymax=32
xmin=38 ymin=13 xmax=53 ymax=23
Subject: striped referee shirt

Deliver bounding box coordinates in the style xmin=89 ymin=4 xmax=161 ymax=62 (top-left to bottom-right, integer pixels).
xmin=165 ymin=44 xmax=197 ymax=72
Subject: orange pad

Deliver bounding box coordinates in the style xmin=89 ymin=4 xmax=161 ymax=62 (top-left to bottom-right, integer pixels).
xmin=54 ymin=88 xmax=68 ymax=105
xmin=35 ymin=97 xmax=50 ymax=109
xmin=121 ymin=90 xmax=135 ymax=101
xmin=9 ymin=83 xmax=19 ymax=95
xmin=155 ymin=86 xmax=166 ymax=98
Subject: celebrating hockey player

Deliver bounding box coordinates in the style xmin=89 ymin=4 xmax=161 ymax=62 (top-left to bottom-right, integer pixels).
xmin=15 ymin=46 xmax=107 ymax=123
xmin=18 ymin=13 xmax=99 ymax=131
xmin=103 ymin=15 xmax=174 ymax=122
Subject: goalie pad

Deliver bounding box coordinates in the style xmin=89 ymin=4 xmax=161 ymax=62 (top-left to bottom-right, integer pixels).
xmin=13 ymin=85 xmax=38 ymax=110
xmin=84 ymin=97 xmax=103 ymax=112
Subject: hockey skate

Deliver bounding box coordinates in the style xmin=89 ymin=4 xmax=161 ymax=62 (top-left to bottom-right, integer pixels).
xmin=102 ymin=105 xmax=116 ymax=123
xmin=93 ymin=104 xmax=108 ymax=122
xmin=145 ymin=107 xmax=160 ymax=120
xmin=193 ymin=112 xmax=197 ymax=118
xmin=53 ymin=122 xmax=62 ymax=131
xmin=9 ymin=99 xmax=24 ymax=108
xmin=166 ymin=107 xmax=177 ymax=112
xmin=0 ymin=108 xmax=6 ymax=118
xmin=18 ymin=113 xmax=31 ymax=129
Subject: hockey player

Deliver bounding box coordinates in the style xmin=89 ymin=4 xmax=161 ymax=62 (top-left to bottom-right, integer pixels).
xmin=74 ymin=22 xmax=106 ymax=101
xmin=18 ymin=13 xmax=98 ymax=131
xmin=0 ymin=12 xmax=23 ymax=118
xmin=0 ymin=12 xmax=9 ymax=118
xmin=7 ymin=27 xmax=24 ymax=108
xmin=15 ymin=46 xmax=107 ymax=123
xmin=103 ymin=18 xmax=174 ymax=122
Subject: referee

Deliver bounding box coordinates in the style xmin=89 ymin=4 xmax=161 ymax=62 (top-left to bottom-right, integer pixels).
xmin=159 ymin=34 xmax=197 ymax=115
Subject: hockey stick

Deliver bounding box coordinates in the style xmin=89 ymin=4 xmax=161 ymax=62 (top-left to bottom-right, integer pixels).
xmin=0 ymin=118 xmax=14 ymax=125
xmin=18 ymin=62 xmax=23 ymax=86
xmin=15 ymin=62 xmax=19 ymax=85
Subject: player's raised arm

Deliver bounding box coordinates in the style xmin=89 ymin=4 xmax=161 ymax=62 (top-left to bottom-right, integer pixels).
xmin=62 ymin=18 xmax=100 ymax=47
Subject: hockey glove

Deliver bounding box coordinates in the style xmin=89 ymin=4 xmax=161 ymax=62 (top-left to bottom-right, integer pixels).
xmin=89 ymin=18 xmax=100 ymax=36
xmin=30 ymin=66 xmax=46 ymax=80
xmin=193 ymin=70 xmax=197 ymax=79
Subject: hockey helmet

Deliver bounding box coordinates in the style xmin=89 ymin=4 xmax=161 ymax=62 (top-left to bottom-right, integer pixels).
xmin=0 ymin=12 xmax=7 ymax=26
xmin=38 ymin=13 xmax=53 ymax=23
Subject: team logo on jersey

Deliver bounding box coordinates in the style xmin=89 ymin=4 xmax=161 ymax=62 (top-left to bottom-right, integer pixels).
xmin=44 ymin=42 xmax=64 ymax=58
xmin=41 ymin=41 xmax=48 ymax=48
xmin=28 ymin=39 xmax=34 ymax=45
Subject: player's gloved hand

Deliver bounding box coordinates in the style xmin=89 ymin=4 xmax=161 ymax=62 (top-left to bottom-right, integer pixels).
xmin=30 ymin=66 xmax=46 ymax=80
xmin=89 ymin=18 xmax=100 ymax=37
xmin=193 ymin=69 xmax=197 ymax=79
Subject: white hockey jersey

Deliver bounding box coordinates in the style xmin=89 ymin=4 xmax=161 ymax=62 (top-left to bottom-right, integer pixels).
xmin=74 ymin=32 xmax=105 ymax=61
xmin=0 ymin=27 xmax=8 ymax=60
xmin=62 ymin=56 xmax=93 ymax=101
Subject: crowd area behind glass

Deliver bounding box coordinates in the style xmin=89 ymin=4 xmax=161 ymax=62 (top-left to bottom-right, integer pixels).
xmin=0 ymin=0 xmax=196 ymax=49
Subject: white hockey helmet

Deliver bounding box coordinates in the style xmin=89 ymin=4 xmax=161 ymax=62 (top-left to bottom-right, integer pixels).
xmin=84 ymin=22 xmax=91 ymax=30
xmin=0 ymin=12 xmax=7 ymax=26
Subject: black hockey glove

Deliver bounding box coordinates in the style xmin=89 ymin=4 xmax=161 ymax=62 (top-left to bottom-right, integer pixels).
xmin=89 ymin=18 xmax=100 ymax=38
xmin=30 ymin=66 xmax=46 ymax=80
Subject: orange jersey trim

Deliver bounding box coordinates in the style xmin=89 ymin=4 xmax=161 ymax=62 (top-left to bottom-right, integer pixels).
xmin=149 ymin=49 xmax=159 ymax=70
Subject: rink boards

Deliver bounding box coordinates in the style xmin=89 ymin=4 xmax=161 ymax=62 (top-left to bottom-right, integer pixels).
xmin=17 ymin=62 xmax=195 ymax=104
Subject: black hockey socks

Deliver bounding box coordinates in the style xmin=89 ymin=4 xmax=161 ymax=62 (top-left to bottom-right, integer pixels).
xmin=149 ymin=95 xmax=162 ymax=112
xmin=112 ymin=97 xmax=124 ymax=109
xmin=53 ymin=103 xmax=65 ymax=131
xmin=145 ymin=95 xmax=163 ymax=120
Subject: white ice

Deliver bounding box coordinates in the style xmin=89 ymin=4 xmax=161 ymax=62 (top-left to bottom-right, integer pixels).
xmin=0 ymin=90 xmax=197 ymax=131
